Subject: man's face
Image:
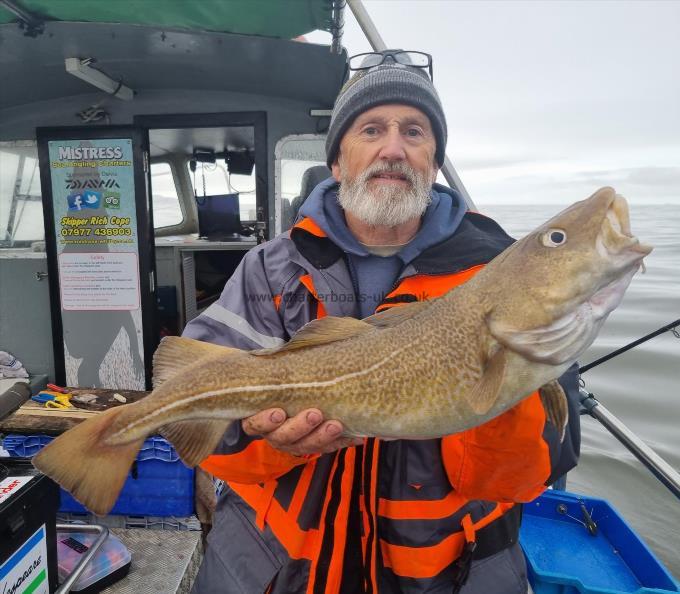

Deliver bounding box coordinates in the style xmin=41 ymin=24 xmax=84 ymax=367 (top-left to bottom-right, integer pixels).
xmin=331 ymin=104 xmax=439 ymax=227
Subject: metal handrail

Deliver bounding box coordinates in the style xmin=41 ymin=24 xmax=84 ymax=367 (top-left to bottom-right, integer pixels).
xmin=580 ymin=389 xmax=680 ymax=500
xmin=0 ymin=0 xmax=45 ymax=37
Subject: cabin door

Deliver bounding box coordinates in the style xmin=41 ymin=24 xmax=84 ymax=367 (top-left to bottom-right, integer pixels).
xmin=36 ymin=126 xmax=156 ymax=390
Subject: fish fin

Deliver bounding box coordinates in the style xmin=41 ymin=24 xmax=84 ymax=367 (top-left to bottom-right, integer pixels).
xmin=539 ymin=380 xmax=569 ymax=442
xmin=465 ymin=347 xmax=507 ymax=415
xmin=159 ymin=419 xmax=234 ymax=466
xmin=153 ymin=336 xmax=242 ymax=389
xmin=363 ymin=301 xmax=433 ymax=328
xmin=488 ymin=312 xmax=586 ymax=366
xmin=253 ymin=317 xmax=374 ymax=356
xmin=32 ymin=406 xmax=145 ymax=515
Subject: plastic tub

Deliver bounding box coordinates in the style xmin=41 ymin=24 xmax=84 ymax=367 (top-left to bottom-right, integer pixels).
xmin=57 ymin=530 xmax=131 ymax=593
xmin=521 ymin=490 xmax=680 ymax=594
xmin=2 ymin=434 xmax=195 ymax=517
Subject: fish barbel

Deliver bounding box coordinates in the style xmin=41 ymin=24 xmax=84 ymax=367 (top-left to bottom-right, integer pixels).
xmin=33 ymin=187 xmax=652 ymax=514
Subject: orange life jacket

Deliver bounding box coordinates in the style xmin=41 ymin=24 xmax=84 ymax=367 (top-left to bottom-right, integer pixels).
xmin=200 ymin=214 xmax=559 ymax=594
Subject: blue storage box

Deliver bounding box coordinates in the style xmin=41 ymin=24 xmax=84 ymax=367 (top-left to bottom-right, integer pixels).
xmin=2 ymin=434 xmax=195 ymax=517
xmin=521 ymin=490 xmax=680 ymax=594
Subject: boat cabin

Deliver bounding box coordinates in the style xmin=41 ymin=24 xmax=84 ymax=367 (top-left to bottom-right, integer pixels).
xmin=0 ymin=1 xmax=346 ymax=390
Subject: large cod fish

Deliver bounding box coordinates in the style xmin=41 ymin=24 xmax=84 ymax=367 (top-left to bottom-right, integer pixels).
xmin=33 ymin=187 xmax=651 ymax=515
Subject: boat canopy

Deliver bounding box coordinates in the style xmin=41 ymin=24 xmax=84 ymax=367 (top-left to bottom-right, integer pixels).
xmin=0 ymin=0 xmax=339 ymax=39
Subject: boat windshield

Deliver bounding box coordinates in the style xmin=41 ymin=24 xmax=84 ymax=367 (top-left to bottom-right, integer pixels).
xmin=0 ymin=141 xmax=43 ymax=248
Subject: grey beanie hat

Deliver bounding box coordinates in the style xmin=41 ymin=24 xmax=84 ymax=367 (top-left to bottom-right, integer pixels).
xmin=326 ymin=51 xmax=447 ymax=168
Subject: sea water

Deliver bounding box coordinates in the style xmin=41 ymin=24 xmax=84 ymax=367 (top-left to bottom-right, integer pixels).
xmin=479 ymin=202 xmax=680 ymax=577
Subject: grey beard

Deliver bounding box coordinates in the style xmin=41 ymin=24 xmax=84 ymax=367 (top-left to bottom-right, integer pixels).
xmin=337 ymin=161 xmax=433 ymax=227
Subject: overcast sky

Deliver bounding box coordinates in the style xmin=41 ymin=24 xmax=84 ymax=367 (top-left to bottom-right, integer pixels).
xmin=308 ymin=1 xmax=680 ymax=205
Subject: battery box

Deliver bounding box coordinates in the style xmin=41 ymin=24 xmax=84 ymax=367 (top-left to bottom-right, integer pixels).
xmin=0 ymin=458 xmax=59 ymax=594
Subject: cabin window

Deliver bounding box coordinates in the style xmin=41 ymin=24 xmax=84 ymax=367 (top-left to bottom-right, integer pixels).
xmin=275 ymin=135 xmax=328 ymax=234
xmin=186 ymin=160 xmax=257 ymax=223
xmin=151 ymin=161 xmax=184 ymax=229
xmin=0 ymin=141 xmax=44 ymax=248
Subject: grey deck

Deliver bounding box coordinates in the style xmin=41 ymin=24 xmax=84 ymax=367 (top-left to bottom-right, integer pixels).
xmin=100 ymin=529 xmax=203 ymax=594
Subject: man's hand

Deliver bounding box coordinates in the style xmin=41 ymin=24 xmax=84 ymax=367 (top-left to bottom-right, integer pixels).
xmin=242 ymin=408 xmax=364 ymax=456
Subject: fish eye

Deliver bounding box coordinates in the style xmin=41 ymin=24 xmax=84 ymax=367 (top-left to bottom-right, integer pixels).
xmin=542 ymin=228 xmax=567 ymax=247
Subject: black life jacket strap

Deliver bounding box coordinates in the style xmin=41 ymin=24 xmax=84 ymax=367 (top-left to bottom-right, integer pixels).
xmin=451 ymin=504 xmax=522 ymax=593
xmin=473 ymin=503 xmax=522 ymax=560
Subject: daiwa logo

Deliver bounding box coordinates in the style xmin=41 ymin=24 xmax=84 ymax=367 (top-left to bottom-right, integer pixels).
xmin=65 ymin=179 xmax=120 ymax=190
xmin=58 ymin=146 xmax=124 ymax=160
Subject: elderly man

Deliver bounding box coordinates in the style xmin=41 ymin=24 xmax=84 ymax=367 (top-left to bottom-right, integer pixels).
xmin=186 ymin=50 xmax=580 ymax=594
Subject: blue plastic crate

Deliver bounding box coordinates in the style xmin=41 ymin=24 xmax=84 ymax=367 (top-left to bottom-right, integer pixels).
xmin=2 ymin=433 xmax=194 ymax=517
xmin=521 ymin=490 xmax=680 ymax=594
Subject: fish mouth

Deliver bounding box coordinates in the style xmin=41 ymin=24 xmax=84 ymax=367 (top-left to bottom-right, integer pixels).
xmin=598 ymin=194 xmax=653 ymax=267
xmin=586 ymin=264 xmax=638 ymax=321
xmin=489 ymin=265 xmax=640 ymax=366
xmin=488 ymin=190 xmax=653 ymax=367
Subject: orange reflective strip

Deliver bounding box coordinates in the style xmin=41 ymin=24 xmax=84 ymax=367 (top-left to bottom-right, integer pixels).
xmin=384 ymin=265 xmax=485 ymax=302
xmin=359 ymin=442 xmax=369 ymax=573
xmin=273 ymin=294 xmax=282 ymax=311
xmin=378 ymin=490 xmax=468 ymax=521
xmin=287 ymin=458 xmax=317 ymax=521
xmin=382 ymin=527 xmax=466 ymax=578
xmin=306 ymin=454 xmax=341 ymax=594
xmin=200 ymin=440 xmax=308 ymax=484
xmin=299 ymin=273 xmax=327 ymax=319
xmin=255 ymin=479 xmax=277 ymax=530
xmin=230 ymin=481 xmax=319 ymax=560
xmin=325 ymin=448 xmax=357 ymax=594
xmin=358 ymin=441 xmax=370 ymax=587
xmin=375 ymin=303 xmax=398 ymax=313
xmin=479 ymin=502 xmax=516 ymax=528
xmin=380 ymin=502 xmax=516 ymax=579
xmin=293 ymin=217 xmax=327 ymax=237
xmin=299 ymin=274 xmax=315 ymax=294
xmin=461 ymin=513 xmax=476 ymax=544
xmin=369 ymin=440 xmax=380 ymax=593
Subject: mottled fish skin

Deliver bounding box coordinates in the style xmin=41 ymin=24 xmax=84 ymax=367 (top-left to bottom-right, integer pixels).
xmin=106 ymin=187 xmax=651 ymax=441
xmin=32 ymin=187 xmax=652 ymax=515
xmin=112 ymin=303 xmax=489 ymax=441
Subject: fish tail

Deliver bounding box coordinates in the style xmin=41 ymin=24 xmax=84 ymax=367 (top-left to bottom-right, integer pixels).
xmin=32 ymin=405 xmax=145 ymax=515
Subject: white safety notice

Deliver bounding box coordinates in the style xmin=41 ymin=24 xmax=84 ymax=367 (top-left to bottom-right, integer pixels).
xmin=58 ymin=252 xmax=140 ymax=310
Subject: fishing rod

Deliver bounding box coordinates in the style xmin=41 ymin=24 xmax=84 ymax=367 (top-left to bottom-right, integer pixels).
xmin=576 ymin=319 xmax=680 ymax=499
xmin=579 ymin=318 xmax=680 ymax=374
xmin=579 ymin=389 xmax=680 ymax=500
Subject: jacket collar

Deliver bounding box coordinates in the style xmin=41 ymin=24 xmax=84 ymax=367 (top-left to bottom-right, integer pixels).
xmin=291 ymin=208 xmax=514 ymax=277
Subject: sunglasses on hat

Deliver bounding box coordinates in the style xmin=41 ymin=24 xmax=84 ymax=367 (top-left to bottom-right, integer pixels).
xmin=348 ymin=51 xmax=434 ymax=81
